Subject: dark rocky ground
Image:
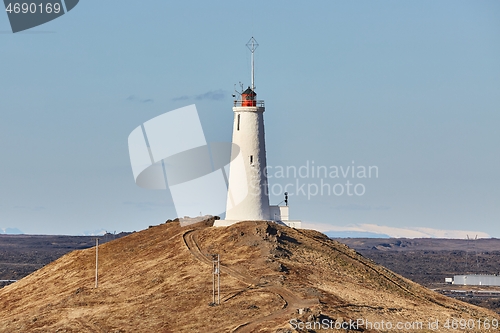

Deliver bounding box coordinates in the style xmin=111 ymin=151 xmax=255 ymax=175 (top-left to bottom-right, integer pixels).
xmin=335 ymin=237 xmax=500 ymax=313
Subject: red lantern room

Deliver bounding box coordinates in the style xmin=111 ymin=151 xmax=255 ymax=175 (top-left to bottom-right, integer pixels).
xmin=241 ymin=87 xmax=256 ymax=106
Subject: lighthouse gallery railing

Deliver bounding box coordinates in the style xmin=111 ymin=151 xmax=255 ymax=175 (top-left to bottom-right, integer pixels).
xmin=233 ymin=100 xmax=265 ymax=107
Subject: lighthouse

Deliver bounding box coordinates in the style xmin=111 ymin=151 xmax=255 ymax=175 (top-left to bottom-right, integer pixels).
xmin=215 ymin=38 xmax=301 ymax=228
xmin=224 ymin=37 xmax=270 ymax=222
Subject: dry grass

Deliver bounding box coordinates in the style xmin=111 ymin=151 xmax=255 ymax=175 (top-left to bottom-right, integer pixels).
xmin=0 ymin=220 xmax=498 ymax=332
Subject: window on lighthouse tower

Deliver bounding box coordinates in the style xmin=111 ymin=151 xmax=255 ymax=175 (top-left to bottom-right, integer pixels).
xmin=237 ymin=114 xmax=240 ymax=131
xmin=250 ymin=155 xmax=253 ymax=165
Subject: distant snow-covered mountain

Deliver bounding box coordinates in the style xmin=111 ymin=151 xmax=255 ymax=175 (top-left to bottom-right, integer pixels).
xmin=325 ymin=231 xmax=391 ymax=238
xmin=0 ymin=228 xmax=23 ymax=234
xmin=81 ymin=229 xmax=107 ymax=236
xmin=304 ymin=222 xmax=491 ymax=239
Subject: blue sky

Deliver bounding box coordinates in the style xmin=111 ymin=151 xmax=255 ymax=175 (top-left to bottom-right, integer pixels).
xmin=0 ymin=1 xmax=499 ymax=236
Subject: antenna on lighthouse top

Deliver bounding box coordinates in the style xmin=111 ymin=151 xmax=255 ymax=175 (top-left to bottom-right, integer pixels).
xmin=246 ymin=37 xmax=259 ymax=91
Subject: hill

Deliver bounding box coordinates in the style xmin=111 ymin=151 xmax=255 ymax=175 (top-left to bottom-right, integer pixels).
xmin=0 ymin=220 xmax=498 ymax=332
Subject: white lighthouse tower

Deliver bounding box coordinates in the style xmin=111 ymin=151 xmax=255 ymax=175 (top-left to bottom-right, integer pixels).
xmin=219 ymin=37 xmax=271 ymax=224
xmin=215 ymin=38 xmax=301 ymax=228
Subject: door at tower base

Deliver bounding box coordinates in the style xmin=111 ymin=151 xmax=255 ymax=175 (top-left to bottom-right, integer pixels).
xmin=269 ymin=205 xmax=289 ymax=221
xmin=269 ymin=205 xmax=301 ymax=228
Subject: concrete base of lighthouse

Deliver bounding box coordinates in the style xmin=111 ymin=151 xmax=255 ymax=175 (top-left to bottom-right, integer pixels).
xmin=214 ymin=205 xmax=301 ymax=228
xmin=213 ymin=220 xmax=240 ymax=227
xmin=213 ymin=219 xmax=301 ymax=228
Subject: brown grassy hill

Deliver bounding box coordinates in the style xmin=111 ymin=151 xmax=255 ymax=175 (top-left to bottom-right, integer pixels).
xmin=0 ymin=220 xmax=498 ymax=333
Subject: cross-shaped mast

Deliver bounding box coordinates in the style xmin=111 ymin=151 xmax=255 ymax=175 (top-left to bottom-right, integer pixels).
xmin=246 ymin=37 xmax=259 ymax=91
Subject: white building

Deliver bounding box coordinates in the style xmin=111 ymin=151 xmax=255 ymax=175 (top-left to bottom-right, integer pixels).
xmin=451 ymin=275 xmax=500 ymax=286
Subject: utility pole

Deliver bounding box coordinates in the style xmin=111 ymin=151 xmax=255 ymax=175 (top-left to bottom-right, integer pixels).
xmin=212 ymin=255 xmax=215 ymax=304
xmin=217 ymin=254 xmax=220 ymax=305
xmin=211 ymin=254 xmax=220 ymax=305
xmin=95 ymin=238 xmax=99 ymax=288
xmin=465 ymin=235 xmax=469 ymax=272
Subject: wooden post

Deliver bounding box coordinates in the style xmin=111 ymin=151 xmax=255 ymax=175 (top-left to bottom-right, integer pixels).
xmin=95 ymin=238 xmax=99 ymax=288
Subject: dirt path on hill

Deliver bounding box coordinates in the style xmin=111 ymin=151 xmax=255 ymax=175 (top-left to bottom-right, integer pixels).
xmin=232 ymin=286 xmax=318 ymax=333
xmin=183 ymin=230 xmax=259 ymax=285
xmin=182 ymin=229 xmax=318 ymax=332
